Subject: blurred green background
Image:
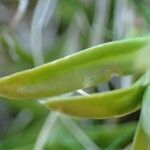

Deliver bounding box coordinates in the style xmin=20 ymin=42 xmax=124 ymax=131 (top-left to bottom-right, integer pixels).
xmin=0 ymin=0 xmax=150 ymax=149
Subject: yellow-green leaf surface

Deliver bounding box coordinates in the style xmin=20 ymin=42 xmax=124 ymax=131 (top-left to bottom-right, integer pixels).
xmin=132 ymin=122 xmax=150 ymax=150
xmin=42 ymin=84 xmax=145 ymax=119
xmin=132 ymin=85 xmax=150 ymax=150
xmin=141 ymin=85 xmax=150 ymax=137
xmin=42 ymin=71 xmax=149 ymax=118
xmin=0 ymin=37 xmax=149 ymax=99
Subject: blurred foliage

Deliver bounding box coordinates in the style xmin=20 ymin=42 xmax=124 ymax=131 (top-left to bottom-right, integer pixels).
xmin=0 ymin=0 xmax=150 ymax=150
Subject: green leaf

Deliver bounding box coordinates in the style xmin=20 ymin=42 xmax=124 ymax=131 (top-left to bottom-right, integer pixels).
xmin=132 ymin=80 xmax=150 ymax=150
xmin=42 ymin=84 xmax=145 ymax=119
xmin=132 ymin=122 xmax=150 ymax=150
xmin=141 ymin=85 xmax=150 ymax=137
xmin=0 ymin=37 xmax=149 ymax=99
xmin=42 ymin=71 xmax=149 ymax=118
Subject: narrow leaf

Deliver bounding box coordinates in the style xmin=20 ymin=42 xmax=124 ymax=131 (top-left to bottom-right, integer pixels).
xmin=42 ymin=84 xmax=145 ymax=119
xmin=132 ymin=122 xmax=150 ymax=150
xmin=0 ymin=37 xmax=149 ymax=99
xmin=141 ymin=85 xmax=150 ymax=137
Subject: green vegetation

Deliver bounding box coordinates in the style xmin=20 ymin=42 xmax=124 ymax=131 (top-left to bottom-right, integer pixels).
xmin=0 ymin=0 xmax=150 ymax=149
